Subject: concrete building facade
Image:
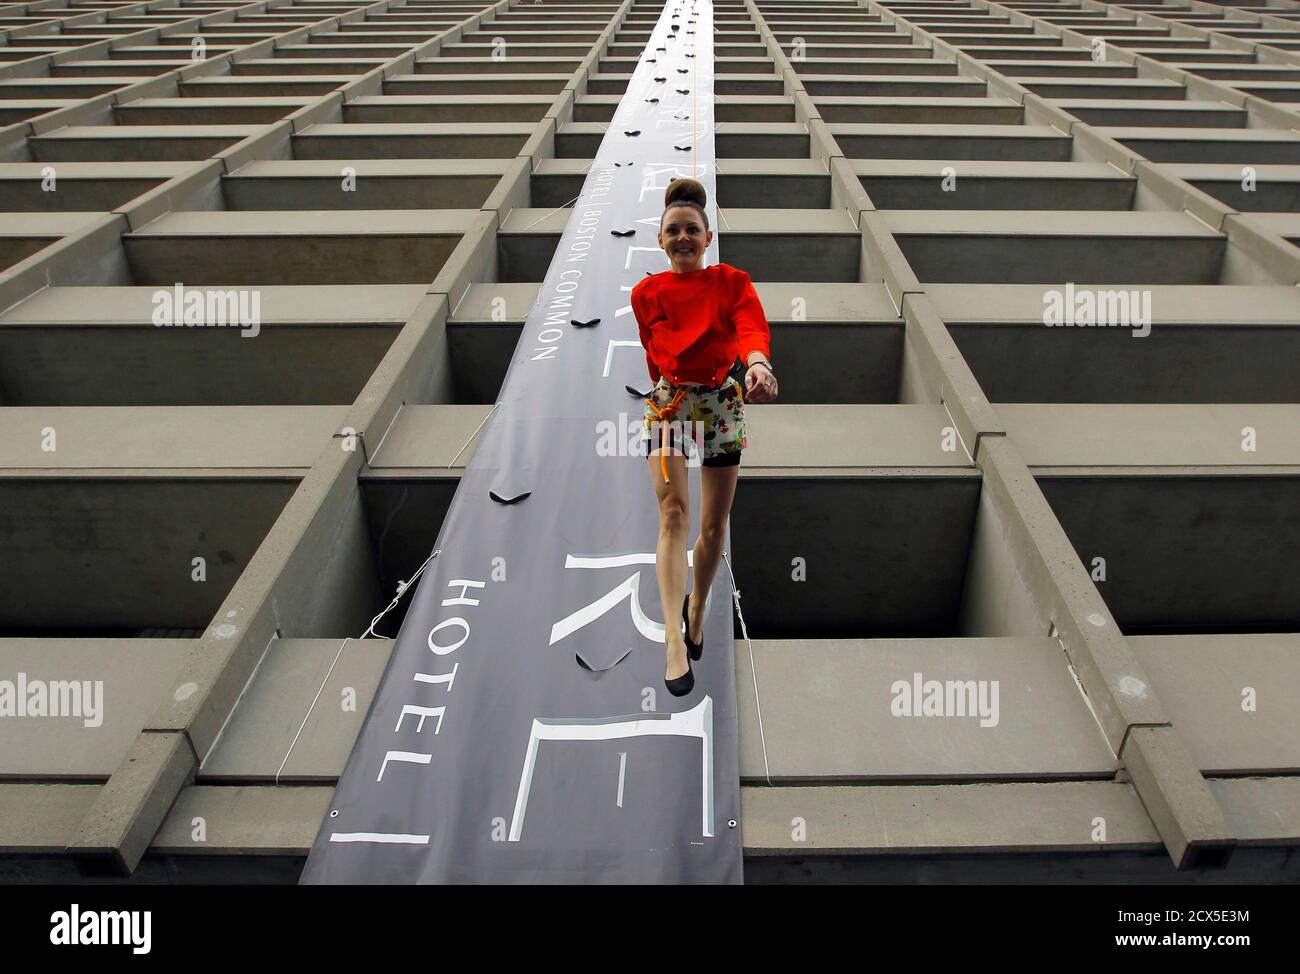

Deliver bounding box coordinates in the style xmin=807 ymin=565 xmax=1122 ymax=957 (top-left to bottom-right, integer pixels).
xmin=0 ymin=0 xmax=1298 ymax=882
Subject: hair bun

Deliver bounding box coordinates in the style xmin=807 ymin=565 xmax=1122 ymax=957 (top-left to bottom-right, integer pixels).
xmin=664 ymin=177 xmax=707 ymax=210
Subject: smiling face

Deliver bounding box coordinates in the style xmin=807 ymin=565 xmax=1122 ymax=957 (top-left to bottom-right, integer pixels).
xmin=658 ymin=204 xmax=713 ymax=273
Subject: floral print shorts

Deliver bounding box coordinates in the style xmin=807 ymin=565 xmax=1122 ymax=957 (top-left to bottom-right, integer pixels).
xmin=639 ymin=375 xmax=747 ymax=466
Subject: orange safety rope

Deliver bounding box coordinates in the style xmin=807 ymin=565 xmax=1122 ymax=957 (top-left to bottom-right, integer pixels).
xmin=645 ymin=385 xmax=690 ymax=483
xmin=647 ymin=9 xmax=703 ymax=487
xmin=692 ymin=7 xmax=697 ymax=181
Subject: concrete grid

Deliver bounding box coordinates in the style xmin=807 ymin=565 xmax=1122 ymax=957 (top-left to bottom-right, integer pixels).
xmin=0 ymin=0 xmax=1297 ymax=883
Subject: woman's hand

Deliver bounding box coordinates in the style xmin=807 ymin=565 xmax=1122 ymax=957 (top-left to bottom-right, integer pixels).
xmin=745 ymin=362 xmax=778 ymax=403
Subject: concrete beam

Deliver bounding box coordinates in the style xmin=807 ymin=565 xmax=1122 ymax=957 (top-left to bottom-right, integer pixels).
xmin=66 ymin=731 xmax=195 ymax=876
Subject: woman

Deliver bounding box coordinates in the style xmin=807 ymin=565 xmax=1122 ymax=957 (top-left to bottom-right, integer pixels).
xmin=631 ymin=177 xmax=778 ymax=697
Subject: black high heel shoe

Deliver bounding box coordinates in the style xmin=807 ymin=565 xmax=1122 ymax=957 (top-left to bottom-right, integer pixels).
xmin=682 ymin=593 xmax=703 ymax=661
xmin=665 ymin=643 xmax=694 ymax=697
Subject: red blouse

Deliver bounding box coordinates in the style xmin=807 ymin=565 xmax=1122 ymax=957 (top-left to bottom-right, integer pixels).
xmin=631 ymin=262 xmax=772 ymax=387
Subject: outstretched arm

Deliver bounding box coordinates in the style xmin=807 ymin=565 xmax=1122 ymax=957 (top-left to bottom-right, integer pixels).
xmin=731 ymin=269 xmax=771 ymax=369
xmin=729 ymin=269 xmax=777 ymax=402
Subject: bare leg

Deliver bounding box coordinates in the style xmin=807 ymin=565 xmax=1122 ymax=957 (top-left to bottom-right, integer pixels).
xmin=649 ymin=448 xmax=691 ymax=681
xmin=687 ymin=463 xmax=740 ymax=644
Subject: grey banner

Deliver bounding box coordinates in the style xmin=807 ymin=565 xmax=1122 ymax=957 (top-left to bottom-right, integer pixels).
xmin=301 ymin=1 xmax=743 ymax=884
